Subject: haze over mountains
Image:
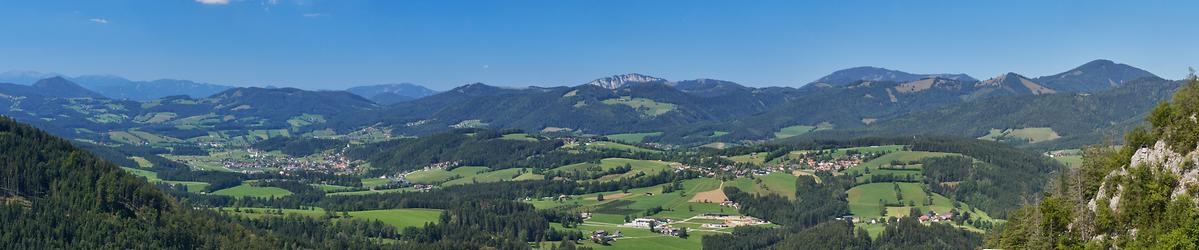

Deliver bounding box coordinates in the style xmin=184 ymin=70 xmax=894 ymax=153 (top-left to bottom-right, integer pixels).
xmin=0 ymin=59 xmax=1175 ymax=150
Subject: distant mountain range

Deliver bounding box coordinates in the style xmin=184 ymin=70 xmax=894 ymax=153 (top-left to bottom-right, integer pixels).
xmin=0 ymin=59 xmax=1176 ymax=149
xmin=0 ymin=71 xmax=439 ymax=104
xmin=345 ymin=83 xmax=439 ymax=105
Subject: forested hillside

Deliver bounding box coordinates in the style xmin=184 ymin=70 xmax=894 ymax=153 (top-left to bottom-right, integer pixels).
xmin=989 ymin=75 xmax=1199 ymax=248
xmin=802 ymin=77 xmax=1181 ymax=150
xmin=0 ymin=116 xmax=279 ymax=248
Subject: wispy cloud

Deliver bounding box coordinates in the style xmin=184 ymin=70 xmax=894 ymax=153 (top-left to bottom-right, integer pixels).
xmin=88 ymin=18 xmax=109 ymax=24
xmin=195 ymin=0 xmax=230 ymax=5
xmin=302 ymin=13 xmax=328 ymax=18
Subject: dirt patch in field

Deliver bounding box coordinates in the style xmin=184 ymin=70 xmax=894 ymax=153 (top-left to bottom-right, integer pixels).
xmin=688 ymin=182 xmax=729 ymax=203
xmin=792 ymin=170 xmax=823 ymax=183
xmin=588 ymin=192 xmax=631 ymax=201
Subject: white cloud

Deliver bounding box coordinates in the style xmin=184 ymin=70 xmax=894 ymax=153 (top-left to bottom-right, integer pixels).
xmin=482 ymin=65 xmax=490 ymax=69
xmin=195 ymin=0 xmax=230 ymax=5
xmin=302 ymin=13 xmax=327 ymax=18
xmin=88 ymin=18 xmax=109 ymax=24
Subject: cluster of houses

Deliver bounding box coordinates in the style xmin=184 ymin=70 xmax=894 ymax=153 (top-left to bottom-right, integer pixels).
xmin=411 ymin=184 xmax=435 ymax=191
xmin=697 ymin=213 xmax=769 ymax=228
xmin=589 ymin=230 xmax=623 ymax=241
xmin=719 ymin=200 xmax=740 ymax=209
xmin=918 ymin=212 xmax=955 ymax=223
xmin=624 ymin=218 xmax=669 ymax=228
xmin=835 ymin=211 xmax=956 ymax=225
xmin=802 ymin=157 xmax=864 ymax=172
xmin=213 ymin=149 xmax=357 ymax=174
xmin=625 ymin=218 xmax=685 ymax=236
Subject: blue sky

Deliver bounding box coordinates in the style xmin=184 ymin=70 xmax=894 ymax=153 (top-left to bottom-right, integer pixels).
xmin=0 ymin=0 xmax=1195 ymax=90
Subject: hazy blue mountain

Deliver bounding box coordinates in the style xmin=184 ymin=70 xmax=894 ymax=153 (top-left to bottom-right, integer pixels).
xmin=0 ymin=77 xmax=105 ymax=99
xmin=70 ymin=75 xmax=233 ymax=100
xmin=206 ymin=87 xmax=380 ymax=121
xmin=1034 ymin=59 xmax=1159 ymax=92
xmin=0 ymin=70 xmax=63 ymax=84
xmin=346 ymin=83 xmax=439 ymax=105
xmin=809 ymin=66 xmax=977 ymax=87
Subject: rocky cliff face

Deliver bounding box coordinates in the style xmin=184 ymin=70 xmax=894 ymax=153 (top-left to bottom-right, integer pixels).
xmin=1093 ymin=141 xmax=1188 ymax=209
xmin=586 ymin=73 xmax=667 ymax=89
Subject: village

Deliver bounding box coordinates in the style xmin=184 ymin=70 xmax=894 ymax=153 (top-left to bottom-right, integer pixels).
xmin=217 ymin=149 xmax=359 ymax=175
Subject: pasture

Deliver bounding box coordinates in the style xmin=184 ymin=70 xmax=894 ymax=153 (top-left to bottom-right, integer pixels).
xmin=500 ymin=133 xmax=538 ymax=141
xmin=606 ymin=132 xmax=663 ymax=144
xmin=211 ymin=183 xmax=293 ymax=198
xmin=553 ymin=158 xmax=673 ymax=182
xmin=726 ymin=173 xmax=798 ymax=199
xmin=348 ymin=208 xmax=443 ymax=229
xmin=601 ymin=97 xmax=678 ymax=117
xmin=443 ymin=168 xmax=530 ymax=186
xmin=978 ymin=127 xmax=1061 ymax=143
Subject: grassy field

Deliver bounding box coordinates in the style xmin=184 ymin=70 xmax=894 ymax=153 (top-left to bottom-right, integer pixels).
xmin=585 ymin=178 xmax=733 ymax=222
xmin=133 ymin=112 xmax=177 ymax=123
xmin=846 ymin=182 xmax=994 ymax=221
xmin=348 ymin=208 xmax=443 ymax=229
xmin=360 ymin=177 xmax=394 ymax=188
xmin=514 ymin=172 xmax=545 ymax=181
xmin=216 ymin=207 xmax=441 ymax=230
xmin=499 ymin=133 xmax=538 ymax=142
xmin=601 ymin=97 xmax=678 ymax=117
xmin=215 ymin=207 xmax=328 ymax=219
xmin=542 ymin=223 xmax=719 ymax=250
xmin=327 ymin=187 xmax=416 ymax=196
xmin=843 ymin=151 xmax=964 ymax=176
xmin=606 ymin=132 xmax=663 ymax=144
xmin=553 ymin=158 xmax=673 ymax=182
xmin=452 ymin=119 xmax=488 ymax=128
xmin=443 ymin=168 xmax=530 ymax=186
xmin=120 ymin=167 xmax=210 ymax=192
xmin=211 ymin=183 xmax=293 ymax=198
xmin=1055 ymin=155 xmax=1084 ymax=167
xmin=726 ymin=173 xmax=798 ymax=199
xmin=846 ymin=182 xmax=1001 ymax=236
xmin=726 ymin=153 xmax=767 ymax=165
xmin=773 ymin=125 xmax=815 ymax=139
xmin=286 ymin=114 xmax=327 ymax=128
xmin=531 ymin=178 xmax=736 ymax=225
xmin=579 ymin=141 xmax=661 ymax=153
xmin=700 ymin=142 xmax=732 ymax=149
xmin=773 ymin=123 xmax=833 ymax=139
xmin=978 ymin=127 xmax=1061 ymax=144
xmin=776 ymin=145 xmax=906 ymax=164
xmin=315 ymin=184 xmax=355 ymax=192
xmin=404 ymin=166 xmax=491 ymax=184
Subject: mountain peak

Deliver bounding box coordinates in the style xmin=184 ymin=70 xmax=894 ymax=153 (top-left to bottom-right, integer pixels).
xmin=978 ymin=72 xmax=1056 ymax=95
xmin=586 ymin=73 xmax=667 ymax=89
xmin=811 ymin=67 xmax=975 ymax=87
xmin=1035 ymin=59 xmax=1157 ymax=92
xmin=346 ymin=83 xmax=439 ymax=105
xmin=32 ymin=77 xmax=107 ymax=98
xmin=1082 ymin=59 xmax=1116 ymax=66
